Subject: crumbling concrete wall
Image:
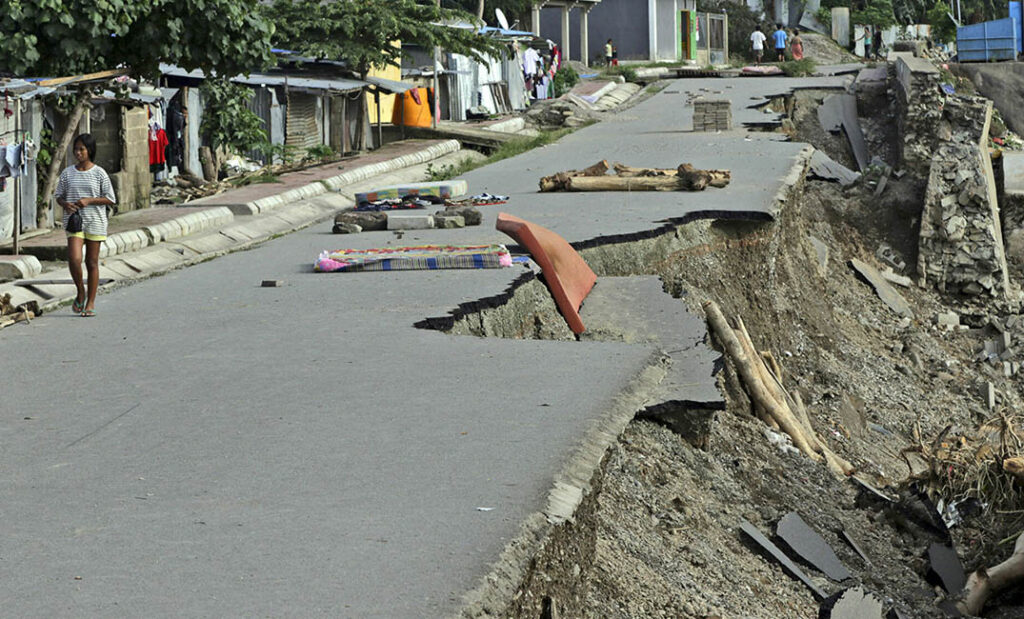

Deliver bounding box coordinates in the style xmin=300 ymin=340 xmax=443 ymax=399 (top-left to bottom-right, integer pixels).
xmin=918 ymin=137 xmax=1011 ymax=298
xmin=111 ymin=105 xmax=152 ymax=213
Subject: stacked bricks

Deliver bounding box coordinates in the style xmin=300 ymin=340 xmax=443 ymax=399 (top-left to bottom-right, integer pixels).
xmin=693 ymin=98 xmax=732 ymax=132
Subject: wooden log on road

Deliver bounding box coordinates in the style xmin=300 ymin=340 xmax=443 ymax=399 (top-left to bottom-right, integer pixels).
xmin=563 ymin=175 xmax=686 ymax=192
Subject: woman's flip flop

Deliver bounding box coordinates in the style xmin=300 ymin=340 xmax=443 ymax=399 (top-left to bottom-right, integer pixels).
xmin=80 ymin=309 xmax=96 ymax=318
xmin=72 ymin=298 xmax=84 ymax=313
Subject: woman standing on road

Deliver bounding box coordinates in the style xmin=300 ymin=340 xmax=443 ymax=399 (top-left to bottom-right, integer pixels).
xmin=55 ymin=133 xmax=116 ymax=317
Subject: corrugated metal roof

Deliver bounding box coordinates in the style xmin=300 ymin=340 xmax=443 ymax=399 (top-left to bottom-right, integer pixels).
xmin=160 ymin=64 xmax=369 ymax=94
xmin=364 ymin=75 xmax=418 ymax=93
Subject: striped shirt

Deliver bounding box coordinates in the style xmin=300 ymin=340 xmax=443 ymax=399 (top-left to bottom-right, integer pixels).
xmin=55 ymin=164 xmax=116 ymax=237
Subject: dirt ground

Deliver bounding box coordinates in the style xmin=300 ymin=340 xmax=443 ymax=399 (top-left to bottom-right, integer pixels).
xmin=503 ymin=79 xmax=1024 ymax=617
xmin=801 ymin=33 xmax=862 ymax=66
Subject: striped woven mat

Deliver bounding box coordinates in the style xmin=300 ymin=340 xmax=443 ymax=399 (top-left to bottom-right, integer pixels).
xmin=315 ymin=244 xmax=512 ymax=272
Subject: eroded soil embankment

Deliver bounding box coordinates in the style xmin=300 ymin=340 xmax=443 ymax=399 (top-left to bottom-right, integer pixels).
xmin=495 ymin=164 xmax=1024 ymax=617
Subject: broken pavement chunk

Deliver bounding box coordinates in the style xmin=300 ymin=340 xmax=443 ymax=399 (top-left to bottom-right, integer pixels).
xmin=808 ymin=150 xmax=861 ymax=186
xmin=849 ymin=258 xmax=915 ymax=319
xmin=927 ymin=542 xmax=966 ymax=594
xmin=739 ymin=519 xmax=826 ymax=600
xmin=335 ymin=211 xmax=387 ymax=232
xmin=777 ymin=512 xmax=851 ymax=581
xmin=840 ymin=529 xmax=872 ymax=566
xmin=819 ymin=587 xmax=884 ymax=619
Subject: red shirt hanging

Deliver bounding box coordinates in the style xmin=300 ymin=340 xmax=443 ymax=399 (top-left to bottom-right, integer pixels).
xmin=149 ymin=129 xmax=169 ymax=165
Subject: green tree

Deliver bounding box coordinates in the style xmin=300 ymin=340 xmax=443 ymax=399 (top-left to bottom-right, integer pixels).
xmin=266 ymin=0 xmax=503 ymax=79
xmin=853 ymin=0 xmax=896 ymax=28
xmin=926 ymin=0 xmax=958 ymax=43
xmin=0 ymin=0 xmax=276 ymax=227
xmin=199 ymin=79 xmax=269 ymax=172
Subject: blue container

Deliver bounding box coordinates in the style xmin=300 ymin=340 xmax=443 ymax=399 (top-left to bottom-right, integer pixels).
xmin=957 ymin=2 xmax=1021 ymax=61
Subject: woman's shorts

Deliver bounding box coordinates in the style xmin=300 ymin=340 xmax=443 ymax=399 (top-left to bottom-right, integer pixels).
xmin=63 ymin=205 xmax=108 ymax=242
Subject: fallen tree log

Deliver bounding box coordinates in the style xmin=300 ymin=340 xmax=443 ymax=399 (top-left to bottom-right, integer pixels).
xmin=539 ymin=161 xmax=731 ymax=191
xmin=563 ymin=175 xmax=687 ymax=192
xmin=538 ymin=160 xmax=610 ymax=191
xmin=959 ymin=531 xmax=1024 ymax=616
xmin=677 ymin=163 xmax=731 ymax=190
xmin=703 ymin=301 xmax=820 ymax=462
xmin=612 ymin=163 xmax=676 ymax=177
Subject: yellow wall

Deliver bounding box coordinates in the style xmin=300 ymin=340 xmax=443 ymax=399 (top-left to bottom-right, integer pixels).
xmin=368 ymin=41 xmax=402 ymax=123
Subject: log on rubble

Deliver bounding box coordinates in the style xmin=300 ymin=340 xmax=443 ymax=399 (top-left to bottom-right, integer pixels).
xmin=959 ymin=531 xmax=1024 ymax=616
xmin=703 ymin=300 xmax=855 ymax=478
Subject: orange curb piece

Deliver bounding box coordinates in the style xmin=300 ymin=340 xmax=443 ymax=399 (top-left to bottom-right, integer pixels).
xmin=496 ymin=212 xmax=597 ymax=334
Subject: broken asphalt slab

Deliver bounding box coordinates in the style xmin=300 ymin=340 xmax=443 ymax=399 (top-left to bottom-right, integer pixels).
xmin=740 ymin=519 xmax=827 ymax=599
xmin=819 ymin=587 xmax=884 ymax=619
xmin=849 ymin=258 xmax=915 ymax=319
xmin=927 ymin=542 xmax=967 ymax=595
xmin=777 ymin=512 xmax=852 ymax=581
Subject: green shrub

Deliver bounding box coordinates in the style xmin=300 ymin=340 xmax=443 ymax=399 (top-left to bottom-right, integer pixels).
xmin=552 ymin=66 xmax=579 ymax=97
xmin=305 ymin=144 xmax=336 ymax=161
xmin=779 ymin=59 xmax=817 ymax=76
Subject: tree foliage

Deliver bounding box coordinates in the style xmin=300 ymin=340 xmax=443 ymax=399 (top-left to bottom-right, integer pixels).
xmin=853 ymin=0 xmax=896 ymax=28
xmin=266 ymin=0 xmax=505 ymax=78
xmin=199 ymin=79 xmax=268 ymax=158
xmin=446 ymin=0 xmax=533 ymax=27
xmin=926 ymin=1 xmax=958 ymax=43
xmin=0 ymin=0 xmax=276 ymax=79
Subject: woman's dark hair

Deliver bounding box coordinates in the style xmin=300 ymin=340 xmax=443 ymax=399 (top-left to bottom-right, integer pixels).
xmin=74 ymin=133 xmax=97 ymax=162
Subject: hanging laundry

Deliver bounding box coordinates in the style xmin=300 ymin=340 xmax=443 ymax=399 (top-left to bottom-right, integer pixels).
xmin=149 ymin=127 xmax=169 ymax=173
xmin=4 ymin=142 xmax=22 ymax=178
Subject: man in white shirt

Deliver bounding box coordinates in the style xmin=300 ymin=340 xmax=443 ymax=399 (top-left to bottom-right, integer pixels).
xmin=750 ymin=25 xmax=767 ymax=65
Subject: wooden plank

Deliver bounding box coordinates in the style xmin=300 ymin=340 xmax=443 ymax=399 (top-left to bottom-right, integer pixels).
xmin=36 ymin=69 xmax=130 ymax=88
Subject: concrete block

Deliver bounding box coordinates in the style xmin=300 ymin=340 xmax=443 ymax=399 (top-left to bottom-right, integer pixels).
xmin=387 ymin=214 xmax=435 ymax=230
xmin=0 ymin=255 xmax=43 ymax=280
xmin=434 ymin=214 xmax=465 ymax=229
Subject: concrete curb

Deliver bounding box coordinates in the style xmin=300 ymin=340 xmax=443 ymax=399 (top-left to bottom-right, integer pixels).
xmin=0 ymin=254 xmax=42 ymax=281
xmin=211 ymin=139 xmax=463 ymax=215
xmin=456 ymin=355 xmax=668 ymax=617
xmin=0 ymin=141 xmax=464 ymax=315
xmin=594 ymin=83 xmax=643 ymax=110
xmin=98 ymin=206 xmax=236 ymax=258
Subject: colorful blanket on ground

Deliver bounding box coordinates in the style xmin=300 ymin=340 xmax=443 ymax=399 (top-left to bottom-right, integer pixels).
xmin=354 ymin=180 xmax=469 ymax=204
xmin=315 ymin=244 xmax=512 ymax=272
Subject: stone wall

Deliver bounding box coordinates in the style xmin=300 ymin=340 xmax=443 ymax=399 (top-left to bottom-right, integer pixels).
xmin=917 ymin=140 xmax=1011 ymax=298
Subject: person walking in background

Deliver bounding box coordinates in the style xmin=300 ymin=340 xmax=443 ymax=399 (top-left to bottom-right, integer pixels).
xmin=873 ymin=27 xmax=884 ymax=59
xmin=605 ymin=39 xmax=614 ymax=66
xmin=55 ymin=134 xmax=116 ymax=317
xmin=791 ymin=28 xmax=804 ymax=60
xmin=750 ymin=25 xmax=767 ymax=64
xmin=859 ymin=26 xmax=873 ymax=59
xmin=772 ymin=23 xmax=788 ymax=62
